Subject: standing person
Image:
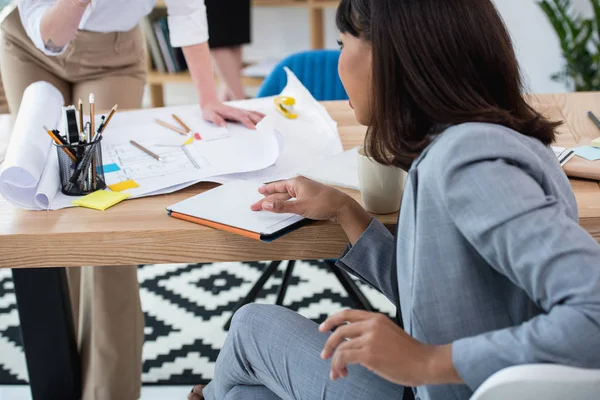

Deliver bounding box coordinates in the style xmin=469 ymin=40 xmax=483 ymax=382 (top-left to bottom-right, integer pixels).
xmin=205 ymin=0 xmax=251 ymax=101
xmin=189 ymin=0 xmax=600 ymax=399
xmin=0 ymin=1 xmax=264 ymax=399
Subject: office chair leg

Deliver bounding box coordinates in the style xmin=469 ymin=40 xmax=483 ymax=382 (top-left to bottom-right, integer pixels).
xmin=325 ymin=260 xmax=375 ymax=312
xmin=275 ymin=260 xmax=296 ymax=306
xmin=224 ymin=260 xmax=282 ymax=330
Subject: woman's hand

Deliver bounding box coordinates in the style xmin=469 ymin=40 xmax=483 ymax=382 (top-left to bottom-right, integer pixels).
xmin=319 ymin=310 xmax=462 ymax=387
xmin=251 ymin=177 xmax=373 ymax=244
xmin=250 ymin=177 xmax=353 ymax=221
xmin=202 ymin=100 xmax=265 ymax=129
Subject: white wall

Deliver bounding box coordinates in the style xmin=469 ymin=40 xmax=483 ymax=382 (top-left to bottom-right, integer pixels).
xmin=243 ymin=1 xmax=585 ymax=94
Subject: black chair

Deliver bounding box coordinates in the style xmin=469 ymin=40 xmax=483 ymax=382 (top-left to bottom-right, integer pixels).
xmin=224 ymin=259 xmax=375 ymax=330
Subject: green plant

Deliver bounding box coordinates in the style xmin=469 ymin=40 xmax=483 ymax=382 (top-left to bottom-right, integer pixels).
xmin=538 ymin=0 xmax=600 ymax=91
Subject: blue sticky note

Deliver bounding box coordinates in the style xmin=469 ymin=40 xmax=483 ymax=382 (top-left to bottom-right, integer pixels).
xmin=101 ymin=163 xmax=121 ymax=174
xmin=573 ymin=146 xmax=600 ymax=161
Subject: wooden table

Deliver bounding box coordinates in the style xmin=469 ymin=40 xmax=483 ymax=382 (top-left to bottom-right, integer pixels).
xmin=1 ymin=95 xmax=599 ymax=399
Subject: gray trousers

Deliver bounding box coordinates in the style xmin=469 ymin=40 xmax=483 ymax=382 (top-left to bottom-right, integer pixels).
xmin=203 ymin=303 xmax=404 ymax=399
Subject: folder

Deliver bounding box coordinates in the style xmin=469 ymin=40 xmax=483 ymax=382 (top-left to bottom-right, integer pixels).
xmin=166 ymin=181 xmax=308 ymax=242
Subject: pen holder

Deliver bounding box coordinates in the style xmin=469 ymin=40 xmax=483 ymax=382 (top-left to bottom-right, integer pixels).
xmin=55 ymin=137 xmax=106 ymax=196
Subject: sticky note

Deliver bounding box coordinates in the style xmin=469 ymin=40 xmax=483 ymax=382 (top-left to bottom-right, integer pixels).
xmin=108 ymin=180 xmax=139 ymax=192
xmin=73 ymin=190 xmax=131 ymax=211
xmin=101 ymin=163 xmax=121 ymax=173
xmin=194 ymin=133 xmax=202 ymax=140
xmin=573 ymin=145 xmax=600 ymax=161
xmin=592 ymin=137 xmax=600 ymax=149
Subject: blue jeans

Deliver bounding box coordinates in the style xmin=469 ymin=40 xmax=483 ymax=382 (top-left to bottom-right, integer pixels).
xmin=203 ymin=304 xmax=404 ymax=399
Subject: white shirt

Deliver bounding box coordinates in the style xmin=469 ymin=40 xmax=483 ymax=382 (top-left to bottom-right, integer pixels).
xmin=18 ymin=0 xmax=209 ymax=56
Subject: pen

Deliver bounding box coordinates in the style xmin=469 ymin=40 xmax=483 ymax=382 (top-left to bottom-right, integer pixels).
xmin=130 ymin=140 xmax=162 ymax=161
xmin=588 ymin=111 xmax=600 ymax=131
xmin=155 ymin=119 xmax=189 ymax=136
xmin=96 ymin=104 xmax=118 ymax=137
xmin=43 ymin=125 xmax=68 ymax=145
xmin=78 ymin=98 xmax=84 ymax=135
xmin=89 ymin=93 xmax=95 ymax=141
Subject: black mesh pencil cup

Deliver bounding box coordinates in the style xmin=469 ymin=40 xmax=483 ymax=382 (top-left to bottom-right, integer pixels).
xmin=55 ymin=137 xmax=106 ymax=196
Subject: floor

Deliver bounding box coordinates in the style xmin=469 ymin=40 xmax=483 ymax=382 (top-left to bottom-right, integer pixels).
xmin=0 ymin=385 xmax=192 ymax=400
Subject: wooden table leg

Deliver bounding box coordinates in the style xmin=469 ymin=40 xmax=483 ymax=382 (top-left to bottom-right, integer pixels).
xmin=11 ymin=268 xmax=81 ymax=400
xmin=149 ymin=83 xmax=165 ymax=108
xmin=309 ymin=8 xmax=325 ymax=50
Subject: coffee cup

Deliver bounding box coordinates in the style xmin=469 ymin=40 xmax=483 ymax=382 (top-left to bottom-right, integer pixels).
xmin=357 ymin=146 xmax=406 ymax=214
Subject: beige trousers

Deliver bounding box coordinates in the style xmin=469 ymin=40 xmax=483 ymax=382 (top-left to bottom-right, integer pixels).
xmin=0 ymin=9 xmax=146 ymax=400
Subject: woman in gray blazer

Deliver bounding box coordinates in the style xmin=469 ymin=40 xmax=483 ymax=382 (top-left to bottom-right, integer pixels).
xmin=189 ymin=0 xmax=600 ymax=399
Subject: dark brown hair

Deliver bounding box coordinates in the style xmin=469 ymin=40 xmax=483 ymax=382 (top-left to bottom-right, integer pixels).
xmin=336 ymin=0 xmax=560 ymax=169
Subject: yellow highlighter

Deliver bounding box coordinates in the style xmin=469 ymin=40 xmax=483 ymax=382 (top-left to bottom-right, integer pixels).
xmin=274 ymin=96 xmax=298 ymax=119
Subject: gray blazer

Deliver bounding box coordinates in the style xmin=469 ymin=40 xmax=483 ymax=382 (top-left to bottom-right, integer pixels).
xmin=337 ymin=123 xmax=600 ymax=400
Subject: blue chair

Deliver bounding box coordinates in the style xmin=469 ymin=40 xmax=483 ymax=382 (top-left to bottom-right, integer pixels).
xmin=256 ymin=50 xmax=348 ymax=101
xmin=224 ymin=51 xmax=372 ymax=330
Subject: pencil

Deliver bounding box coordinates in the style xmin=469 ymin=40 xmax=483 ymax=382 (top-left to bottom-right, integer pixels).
xmin=155 ymin=119 xmax=189 ymax=136
xmin=172 ymin=114 xmax=191 ymax=133
xmin=89 ymin=94 xmax=97 ymax=189
xmin=130 ymin=140 xmax=162 ymax=161
xmin=97 ymin=104 xmax=118 ymax=136
xmin=45 ymin=128 xmax=76 ymax=161
xmin=89 ymin=93 xmax=95 ymax=141
xmin=78 ymin=98 xmax=84 ymax=135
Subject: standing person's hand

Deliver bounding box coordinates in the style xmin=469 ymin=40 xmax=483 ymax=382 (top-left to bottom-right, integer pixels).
xmin=202 ymin=100 xmax=265 ymax=129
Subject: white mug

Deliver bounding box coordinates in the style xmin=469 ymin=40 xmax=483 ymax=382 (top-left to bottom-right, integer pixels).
xmin=357 ymin=147 xmax=406 ymax=214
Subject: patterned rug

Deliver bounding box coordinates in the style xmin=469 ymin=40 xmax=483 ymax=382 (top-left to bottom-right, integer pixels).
xmin=0 ymin=261 xmax=395 ymax=386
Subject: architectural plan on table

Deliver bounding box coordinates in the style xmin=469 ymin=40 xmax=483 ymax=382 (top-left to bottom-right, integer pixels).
xmin=103 ymin=141 xmax=210 ymax=185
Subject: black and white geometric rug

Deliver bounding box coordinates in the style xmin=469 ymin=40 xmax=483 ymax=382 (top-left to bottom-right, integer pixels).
xmin=0 ymin=261 xmax=394 ymax=386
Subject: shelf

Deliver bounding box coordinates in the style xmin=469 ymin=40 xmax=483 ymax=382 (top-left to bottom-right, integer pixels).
xmin=147 ymin=71 xmax=265 ymax=87
xmin=148 ymin=0 xmax=340 ymax=107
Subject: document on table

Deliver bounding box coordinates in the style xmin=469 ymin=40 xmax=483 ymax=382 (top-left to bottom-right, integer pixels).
xmin=97 ymin=107 xmax=281 ymax=199
xmin=0 ymin=83 xmax=281 ymax=210
xmin=215 ymin=68 xmax=344 ymax=184
xmin=300 ymin=147 xmax=360 ymax=190
xmin=0 ymin=82 xmax=64 ymax=210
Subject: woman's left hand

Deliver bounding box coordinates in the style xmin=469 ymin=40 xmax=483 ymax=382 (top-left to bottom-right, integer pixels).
xmin=201 ymin=100 xmax=265 ymax=129
xmin=319 ymin=309 xmax=460 ymax=387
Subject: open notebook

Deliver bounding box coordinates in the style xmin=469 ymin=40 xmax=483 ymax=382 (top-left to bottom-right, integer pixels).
xmin=166 ymin=181 xmax=307 ymax=242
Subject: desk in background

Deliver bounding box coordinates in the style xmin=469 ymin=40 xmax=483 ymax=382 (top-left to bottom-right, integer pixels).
xmin=0 ymin=95 xmax=599 ymax=399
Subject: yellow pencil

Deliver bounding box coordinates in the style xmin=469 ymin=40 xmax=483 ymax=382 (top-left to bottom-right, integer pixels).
xmin=97 ymin=104 xmax=118 ymax=136
xmin=45 ymin=129 xmax=76 ymax=161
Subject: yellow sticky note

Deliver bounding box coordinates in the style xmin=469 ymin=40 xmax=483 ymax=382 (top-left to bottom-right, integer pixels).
xmin=73 ymin=190 xmax=131 ymax=211
xmin=592 ymin=137 xmax=600 ymax=149
xmin=109 ymin=180 xmax=139 ymax=192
